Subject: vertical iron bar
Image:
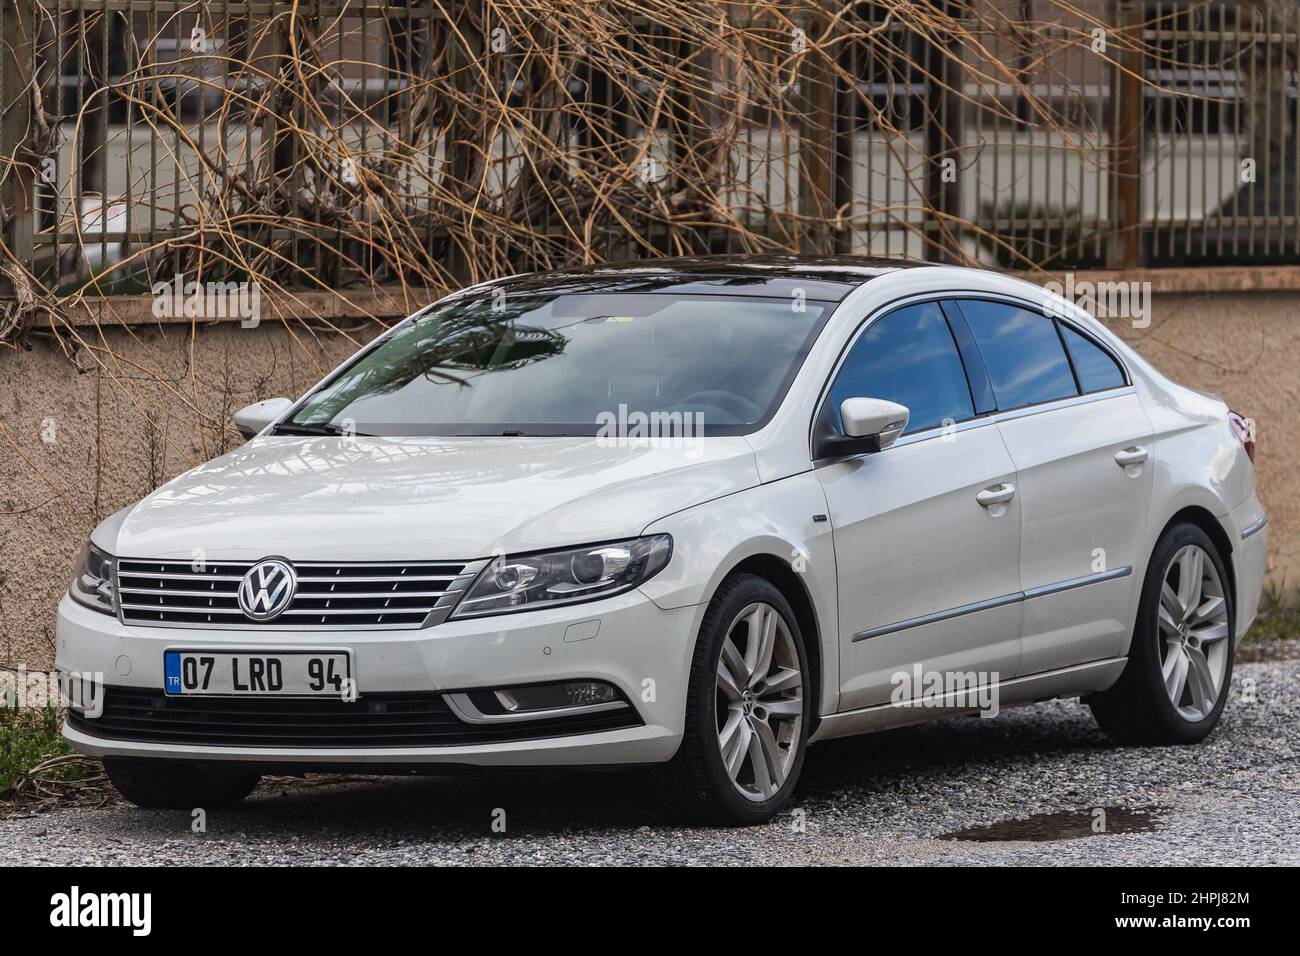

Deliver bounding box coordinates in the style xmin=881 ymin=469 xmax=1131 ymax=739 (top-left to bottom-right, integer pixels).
xmin=99 ymin=0 xmax=107 ymax=274
xmin=1111 ymin=0 xmax=1142 ymax=269
xmin=1294 ymin=0 xmax=1299 ymax=257
xmin=54 ymin=0 xmax=63 ymax=273
xmin=172 ymin=7 xmax=181 ymax=277
xmin=1234 ymin=0 xmax=1243 ymax=258
xmin=0 ymin=0 xmax=36 ymax=288
xmin=1217 ymin=1 xmax=1225 ymax=259
xmin=1200 ymin=4 xmax=1209 ymax=259
xmin=149 ymin=0 xmax=156 ymax=264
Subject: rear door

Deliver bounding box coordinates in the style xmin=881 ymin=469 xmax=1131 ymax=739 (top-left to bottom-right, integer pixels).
xmin=951 ymin=298 xmax=1155 ymax=673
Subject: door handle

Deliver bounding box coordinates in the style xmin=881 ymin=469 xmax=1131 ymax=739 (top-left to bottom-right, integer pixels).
xmin=1114 ymin=446 xmax=1149 ymax=467
xmin=976 ymin=482 xmax=1016 ymax=507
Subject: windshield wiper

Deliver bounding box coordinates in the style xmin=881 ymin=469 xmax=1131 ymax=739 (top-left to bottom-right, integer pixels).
xmin=450 ymin=429 xmax=549 ymax=437
xmin=272 ymin=422 xmax=377 ymax=437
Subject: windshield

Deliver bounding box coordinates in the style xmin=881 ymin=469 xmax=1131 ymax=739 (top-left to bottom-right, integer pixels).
xmin=281 ymin=292 xmax=831 ymax=437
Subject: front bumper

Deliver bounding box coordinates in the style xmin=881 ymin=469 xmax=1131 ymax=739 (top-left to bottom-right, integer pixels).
xmin=56 ymin=590 xmax=701 ymax=767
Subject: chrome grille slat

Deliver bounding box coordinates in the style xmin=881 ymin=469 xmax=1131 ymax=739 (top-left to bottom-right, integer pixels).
xmin=118 ymin=571 xmax=246 ymax=582
xmin=117 ymin=558 xmax=482 ymax=630
xmin=295 ymin=574 xmax=459 ymax=583
xmin=278 ymin=607 xmax=427 ymax=616
xmin=119 ymin=586 xmax=451 ymax=600
xmin=119 ymin=587 xmax=239 ymax=597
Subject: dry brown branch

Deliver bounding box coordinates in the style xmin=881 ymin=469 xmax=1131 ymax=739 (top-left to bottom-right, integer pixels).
xmin=0 ymin=1 xmax=1279 ymax=540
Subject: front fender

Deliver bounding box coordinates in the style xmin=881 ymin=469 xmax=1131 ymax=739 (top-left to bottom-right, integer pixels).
xmin=637 ymin=471 xmax=840 ymax=714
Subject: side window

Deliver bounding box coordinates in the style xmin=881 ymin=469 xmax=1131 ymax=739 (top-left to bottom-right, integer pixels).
xmin=957 ymin=300 xmax=1079 ymax=410
xmin=829 ymin=302 xmax=975 ymax=435
xmin=1060 ymin=323 xmax=1126 ymax=392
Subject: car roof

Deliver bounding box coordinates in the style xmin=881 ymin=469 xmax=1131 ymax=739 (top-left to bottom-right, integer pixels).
xmin=479 ymin=255 xmax=927 ymax=304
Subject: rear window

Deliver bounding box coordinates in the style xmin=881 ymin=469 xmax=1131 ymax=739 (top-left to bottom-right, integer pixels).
xmin=1061 ymin=323 xmax=1127 ymax=393
xmin=958 ymin=300 xmax=1079 ymax=410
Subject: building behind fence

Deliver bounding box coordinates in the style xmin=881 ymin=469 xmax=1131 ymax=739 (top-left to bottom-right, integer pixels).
xmin=0 ymin=0 xmax=1297 ymax=323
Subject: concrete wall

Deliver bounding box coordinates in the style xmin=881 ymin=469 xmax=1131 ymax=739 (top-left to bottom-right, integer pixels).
xmin=0 ymin=320 xmax=363 ymax=671
xmin=1105 ymin=290 xmax=1298 ymax=588
xmin=1 ymin=291 xmax=1296 ymax=671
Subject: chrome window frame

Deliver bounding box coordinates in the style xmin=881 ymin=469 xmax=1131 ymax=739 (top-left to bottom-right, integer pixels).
xmin=808 ymin=290 xmax=1135 ymax=462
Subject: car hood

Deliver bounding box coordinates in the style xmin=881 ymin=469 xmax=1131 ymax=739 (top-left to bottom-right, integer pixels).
xmin=104 ymin=436 xmax=759 ymax=562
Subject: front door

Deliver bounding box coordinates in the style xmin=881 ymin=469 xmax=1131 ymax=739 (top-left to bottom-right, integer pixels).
xmin=815 ymin=301 xmax=1023 ymax=712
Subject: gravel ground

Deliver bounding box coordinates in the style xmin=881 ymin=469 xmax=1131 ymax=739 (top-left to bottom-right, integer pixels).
xmin=4 ymin=642 xmax=1298 ymax=866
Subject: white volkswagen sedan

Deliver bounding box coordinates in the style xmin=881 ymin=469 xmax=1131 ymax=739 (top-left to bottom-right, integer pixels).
xmin=58 ymin=257 xmax=1267 ymax=824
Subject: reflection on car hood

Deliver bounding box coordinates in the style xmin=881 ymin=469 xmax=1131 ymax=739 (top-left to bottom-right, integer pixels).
xmin=107 ymin=436 xmax=759 ymax=562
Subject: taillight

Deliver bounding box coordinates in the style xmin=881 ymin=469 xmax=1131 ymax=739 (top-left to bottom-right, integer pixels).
xmin=1229 ymin=410 xmax=1256 ymax=463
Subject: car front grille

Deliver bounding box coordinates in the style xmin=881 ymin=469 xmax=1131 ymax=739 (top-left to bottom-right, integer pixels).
xmin=116 ymin=558 xmax=484 ymax=630
xmin=69 ymin=687 xmax=642 ymax=748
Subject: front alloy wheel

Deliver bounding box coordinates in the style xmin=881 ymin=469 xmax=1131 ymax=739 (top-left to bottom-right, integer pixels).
xmin=716 ymin=602 xmax=804 ymax=801
xmin=665 ymin=574 xmax=811 ymax=825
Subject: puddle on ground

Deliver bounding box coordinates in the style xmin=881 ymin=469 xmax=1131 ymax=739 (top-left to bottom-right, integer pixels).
xmin=939 ymin=805 xmax=1167 ymax=842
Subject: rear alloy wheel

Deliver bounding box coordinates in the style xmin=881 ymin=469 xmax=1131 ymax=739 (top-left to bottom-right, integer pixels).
xmin=1090 ymin=523 xmax=1235 ymax=745
xmin=663 ymin=573 xmax=811 ymax=825
xmin=1156 ymin=544 xmax=1231 ymax=722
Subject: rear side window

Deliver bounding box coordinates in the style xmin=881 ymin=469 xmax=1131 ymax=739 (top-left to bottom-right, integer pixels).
xmin=829 ymin=302 xmax=975 ymax=434
xmin=1060 ymin=323 xmax=1126 ymax=392
xmin=957 ymin=300 xmax=1078 ymax=410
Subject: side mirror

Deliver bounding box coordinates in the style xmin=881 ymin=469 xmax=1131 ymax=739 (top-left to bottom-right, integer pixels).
xmin=233 ymin=397 xmax=292 ymax=439
xmin=812 ymin=396 xmax=910 ymax=460
xmin=840 ymin=397 xmax=909 ymax=447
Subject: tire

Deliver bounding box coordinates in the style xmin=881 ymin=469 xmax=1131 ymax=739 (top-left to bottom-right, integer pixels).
xmin=104 ymin=758 xmax=260 ymax=810
xmin=662 ymin=573 xmax=812 ymax=825
xmin=1089 ymin=522 xmax=1235 ymax=745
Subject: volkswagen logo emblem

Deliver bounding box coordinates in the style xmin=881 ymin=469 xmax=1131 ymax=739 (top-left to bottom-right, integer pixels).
xmin=237 ymin=558 xmax=298 ymax=622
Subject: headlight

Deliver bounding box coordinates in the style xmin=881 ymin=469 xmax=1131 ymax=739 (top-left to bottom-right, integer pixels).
xmin=70 ymin=543 xmax=116 ymax=615
xmin=451 ymin=535 xmax=672 ymax=619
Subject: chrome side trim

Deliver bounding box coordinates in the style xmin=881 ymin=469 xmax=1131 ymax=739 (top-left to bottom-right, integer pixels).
xmin=1240 ymin=514 xmax=1268 ymax=540
xmin=852 ymin=591 xmax=1023 ymax=642
xmin=851 ymin=566 xmax=1135 ymax=643
xmin=444 ymin=693 xmax=630 ymax=724
xmin=889 ymin=415 xmax=995 ymax=449
xmin=992 ymin=386 xmax=1134 ymax=424
xmin=888 ymin=388 xmax=1135 ymax=451
xmin=1022 ymin=565 xmax=1133 ymax=599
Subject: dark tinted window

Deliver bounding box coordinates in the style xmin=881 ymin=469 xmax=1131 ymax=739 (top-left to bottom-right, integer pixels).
xmin=830 ymin=302 xmax=974 ymax=434
xmin=958 ymin=300 xmax=1078 ymax=410
xmin=1061 ymin=323 xmax=1126 ymax=392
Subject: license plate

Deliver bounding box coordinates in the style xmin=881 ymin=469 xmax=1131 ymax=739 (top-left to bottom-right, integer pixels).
xmin=163 ymin=650 xmax=353 ymax=698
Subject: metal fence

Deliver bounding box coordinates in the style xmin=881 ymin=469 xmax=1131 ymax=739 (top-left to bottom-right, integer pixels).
xmin=0 ymin=0 xmax=1296 ymax=308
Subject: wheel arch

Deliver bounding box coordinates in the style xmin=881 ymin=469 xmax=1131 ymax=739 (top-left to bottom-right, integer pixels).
xmin=1156 ymin=505 xmax=1237 ymax=625
xmin=720 ymin=553 xmax=824 ymax=733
